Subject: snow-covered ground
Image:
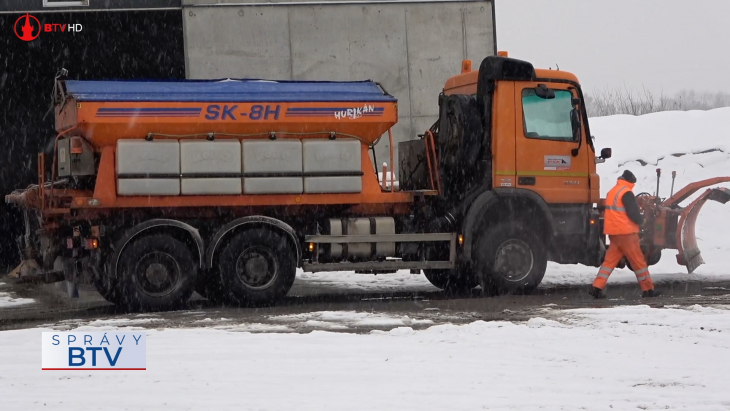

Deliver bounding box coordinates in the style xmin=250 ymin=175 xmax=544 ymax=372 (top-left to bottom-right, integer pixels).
xmin=0 ymin=291 xmax=34 ymax=308
xmin=2 ymin=305 xmax=730 ymax=410
xmin=0 ymin=282 xmax=34 ymax=308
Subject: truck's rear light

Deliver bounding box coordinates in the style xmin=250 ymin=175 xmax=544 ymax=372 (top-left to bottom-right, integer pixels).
xmin=458 ymin=235 xmax=464 ymax=246
xmin=590 ymin=219 xmax=597 ymax=225
xmin=85 ymin=239 xmax=99 ymax=249
xmin=308 ymin=242 xmax=315 ymax=252
xmin=70 ymin=136 xmax=84 ymax=154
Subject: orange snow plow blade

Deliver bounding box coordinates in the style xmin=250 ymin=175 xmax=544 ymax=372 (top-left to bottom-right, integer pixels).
xmin=673 ymin=186 xmax=730 ymax=273
xmin=640 ymin=177 xmax=730 ymax=273
xmin=636 ymin=177 xmax=730 ymax=273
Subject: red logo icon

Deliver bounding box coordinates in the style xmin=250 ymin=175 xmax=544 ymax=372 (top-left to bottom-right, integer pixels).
xmin=14 ymin=13 xmax=41 ymax=41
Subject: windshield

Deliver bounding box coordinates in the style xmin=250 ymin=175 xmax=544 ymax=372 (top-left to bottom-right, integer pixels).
xmin=522 ymin=88 xmax=574 ymax=141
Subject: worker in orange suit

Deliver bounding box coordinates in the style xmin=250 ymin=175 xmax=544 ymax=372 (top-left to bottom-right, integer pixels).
xmin=590 ymin=170 xmax=661 ymax=298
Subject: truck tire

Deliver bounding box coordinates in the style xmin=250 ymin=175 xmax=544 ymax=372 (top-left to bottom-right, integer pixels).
xmin=217 ymin=227 xmax=296 ymax=306
xmin=474 ymin=222 xmax=547 ymax=295
xmin=423 ymin=267 xmax=477 ymax=294
xmin=117 ymin=234 xmax=197 ymax=311
xmin=93 ymin=264 xmax=124 ymax=305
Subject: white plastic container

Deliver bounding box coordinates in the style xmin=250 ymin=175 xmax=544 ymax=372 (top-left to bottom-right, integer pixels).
xmin=242 ymin=139 xmax=303 ymax=194
xmin=181 ymin=178 xmax=241 ymax=195
xmin=242 ymin=140 xmax=302 ymax=173
xmin=181 ymin=140 xmax=241 ymax=174
xmin=117 ymin=179 xmax=180 ymax=196
xmin=181 ymin=140 xmax=242 ymax=195
xmin=302 ymin=139 xmax=361 ymax=173
xmin=244 ymin=177 xmax=303 ymax=195
xmin=304 ymin=176 xmax=361 ymax=193
xmin=116 ymin=140 xmax=180 ymax=175
xmin=303 ymin=139 xmax=362 ymax=193
xmin=116 ymin=139 xmax=180 ymax=196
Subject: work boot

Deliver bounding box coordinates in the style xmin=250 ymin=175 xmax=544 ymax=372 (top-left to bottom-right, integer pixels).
xmin=588 ymin=286 xmax=607 ymax=299
xmin=642 ymin=289 xmax=662 ymax=298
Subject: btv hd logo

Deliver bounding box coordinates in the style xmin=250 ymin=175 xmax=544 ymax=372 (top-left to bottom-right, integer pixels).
xmin=14 ymin=13 xmax=83 ymax=42
xmin=42 ymin=332 xmax=146 ymax=370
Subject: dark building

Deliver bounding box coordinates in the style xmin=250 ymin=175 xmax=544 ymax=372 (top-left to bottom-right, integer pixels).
xmin=0 ymin=0 xmax=185 ymax=269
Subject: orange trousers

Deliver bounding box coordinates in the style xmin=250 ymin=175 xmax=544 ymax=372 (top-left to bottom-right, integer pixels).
xmin=593 ymin=233 xmax=655 ymax=291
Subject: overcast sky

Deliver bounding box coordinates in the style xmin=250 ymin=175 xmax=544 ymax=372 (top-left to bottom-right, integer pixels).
xmin=495 ymin=0 xmax=730 ymax=95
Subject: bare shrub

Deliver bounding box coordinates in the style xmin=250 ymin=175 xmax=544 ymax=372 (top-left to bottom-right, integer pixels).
xmin=584 ymin=88 xmax=730 ymax=117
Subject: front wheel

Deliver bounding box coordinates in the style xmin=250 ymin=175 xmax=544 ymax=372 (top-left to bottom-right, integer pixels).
xmin=423 ymin=267 xmax=478 ymax=294
xmin=473 ymin=222 xmax=547 ymax=295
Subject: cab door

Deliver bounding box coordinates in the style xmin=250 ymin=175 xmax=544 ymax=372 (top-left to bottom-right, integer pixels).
xmin=513 ymin=83 xmax=591 ymax=204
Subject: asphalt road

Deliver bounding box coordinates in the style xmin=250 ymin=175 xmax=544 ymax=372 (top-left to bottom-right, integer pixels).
xmin=1 ymin=276 xmax=729 ymax=333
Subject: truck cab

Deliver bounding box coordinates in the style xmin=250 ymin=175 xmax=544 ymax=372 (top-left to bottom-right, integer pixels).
xmin=405 ymin=55 xmax=609 ymax=286
xmin=443 ymin=56 xmax=601 ymax=204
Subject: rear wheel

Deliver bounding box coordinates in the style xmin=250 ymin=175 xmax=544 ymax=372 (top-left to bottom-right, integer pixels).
xmin=117 ymin=234 xmax=197 ymax=311
xmin=218 ymin=228 xmax=296 ymax=305
xmin=474 ymin=222 xmax=547 ymax=295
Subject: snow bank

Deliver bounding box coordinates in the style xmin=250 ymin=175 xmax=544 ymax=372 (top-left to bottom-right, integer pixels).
xmin=590 ymin=107 xmax=730 ymax=167
xmin=2 ymin=305 xmax=729 ymax=410
xmin=0 ymin=291 xmax=34 ymax=308
xmin=271 ymin=311 xmax=434 ymax=329
xmin=294 ymin=269 xmax=438 ymax=294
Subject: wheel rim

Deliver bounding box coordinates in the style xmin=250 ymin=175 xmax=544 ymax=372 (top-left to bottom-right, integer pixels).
xmin=134 ymin=251 xmax=181 ymax=297
xmin=493 ymin=239 xmax=534 ymax=283
xmin=235 ymin=246 xmax=278 ymax=290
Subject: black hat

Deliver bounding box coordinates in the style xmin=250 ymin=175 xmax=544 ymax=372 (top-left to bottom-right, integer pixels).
xmin=620 ymin=170 xmax=637 ymax=184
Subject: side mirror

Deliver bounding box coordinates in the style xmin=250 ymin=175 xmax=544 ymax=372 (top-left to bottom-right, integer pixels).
xmin=534 ymin=84 xmax=555 ymax=99
xmin=600 ymin=148 xmax=612 ymax=159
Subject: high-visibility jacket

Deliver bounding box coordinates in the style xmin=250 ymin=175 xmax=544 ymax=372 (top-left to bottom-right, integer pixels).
xmin=604 ymin=179 xmax=640 ymax=235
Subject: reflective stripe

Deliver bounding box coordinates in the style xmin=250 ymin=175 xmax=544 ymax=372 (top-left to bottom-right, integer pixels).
xmin=637 ymin=275 xmax=649 ymax=282
xmin=597 ymin=273 xmax=610 ymax=279
xmin=599 ymin=266 xmax=613 ymax=273
xmin=634 ymin=267 xmax=649 ymax=275
xmin=612 ymin=187 xmax=628 ymax=207
xmin=608 ymin=186 xmax=629 ymax=214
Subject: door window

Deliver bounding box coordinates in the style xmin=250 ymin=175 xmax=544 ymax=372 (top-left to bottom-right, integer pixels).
xmin=521 ymin=89 xmax=574 ymax=141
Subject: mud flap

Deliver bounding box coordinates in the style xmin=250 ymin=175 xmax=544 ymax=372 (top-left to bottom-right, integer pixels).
xmin=676 ymin=187 xmax=730 ymax=273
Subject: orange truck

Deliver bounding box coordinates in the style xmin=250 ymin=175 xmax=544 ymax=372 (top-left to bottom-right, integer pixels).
xmin=6 ymin=55 xmax=730 ymax=310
